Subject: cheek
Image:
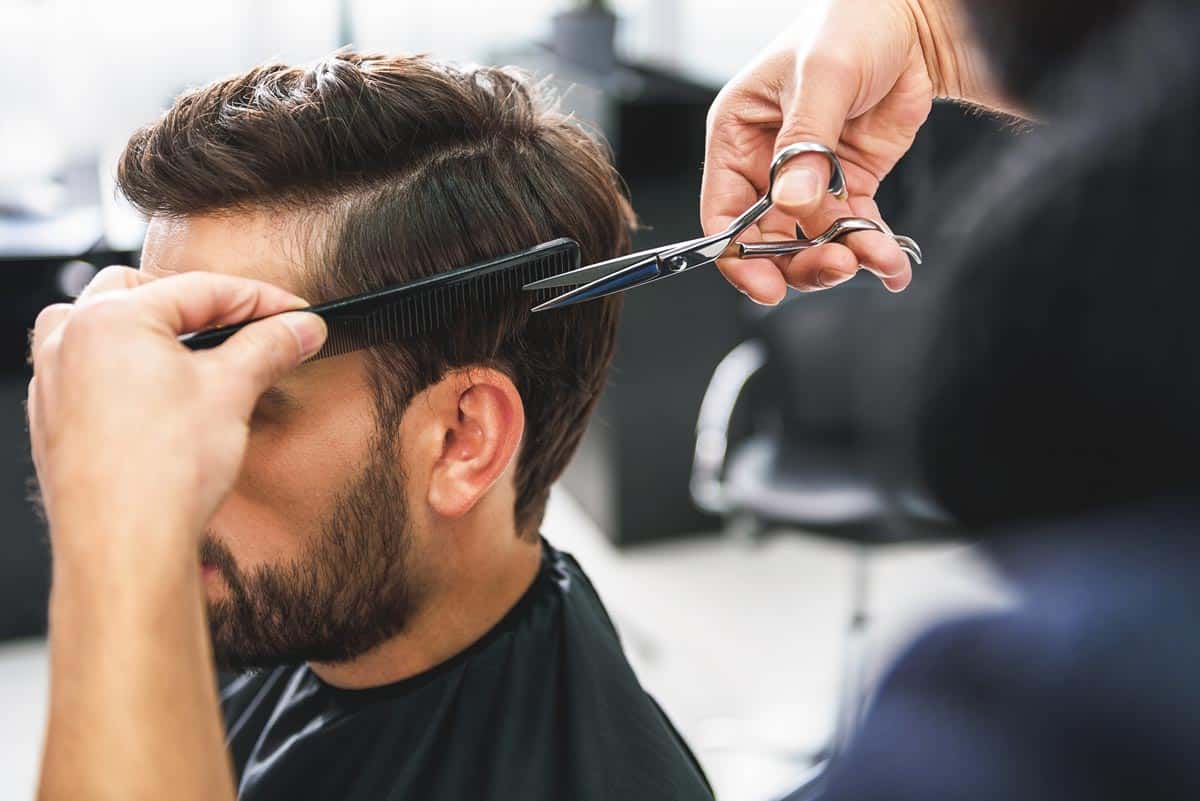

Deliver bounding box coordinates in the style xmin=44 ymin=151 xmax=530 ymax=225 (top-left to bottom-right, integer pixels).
xmin=210 ymin=416 xmax=372 ymax=572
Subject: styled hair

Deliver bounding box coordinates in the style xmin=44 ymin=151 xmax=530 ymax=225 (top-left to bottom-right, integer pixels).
xmin=117 ymin=51 xmax=635 ymax=534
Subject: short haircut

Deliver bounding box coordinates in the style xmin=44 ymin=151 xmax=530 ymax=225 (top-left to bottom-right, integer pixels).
xmin=117 ymin=51 xmax=635 ymax=534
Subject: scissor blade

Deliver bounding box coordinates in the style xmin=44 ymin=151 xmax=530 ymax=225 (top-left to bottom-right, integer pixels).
xmin=523 ymin=247 xmax=665 ymax=291
xmin=531 ymin=254 xmax=665 ymax=312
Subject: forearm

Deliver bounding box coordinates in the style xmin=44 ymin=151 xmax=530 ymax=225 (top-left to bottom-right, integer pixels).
xmin=39 ymin=526 xmax=235 ymax=801
xmin=910 ymin=0 xmax=1024 ymax=116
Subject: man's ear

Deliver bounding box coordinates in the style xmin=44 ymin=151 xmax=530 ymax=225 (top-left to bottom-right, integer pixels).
xmin=423 ymin=368 xmax=525 ymax=519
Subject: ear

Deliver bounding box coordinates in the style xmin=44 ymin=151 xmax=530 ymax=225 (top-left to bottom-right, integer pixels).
xmin=424 ymin=368 xmax=525 ymax=519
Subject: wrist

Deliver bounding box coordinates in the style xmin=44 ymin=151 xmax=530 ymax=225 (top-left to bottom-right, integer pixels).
xmin=50 ymin=517 xmax=199 ymax=600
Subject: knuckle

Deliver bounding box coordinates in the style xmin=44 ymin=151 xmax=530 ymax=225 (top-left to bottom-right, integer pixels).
xmin=66 ymin=295 xmax=129 ymax=337
xmin=91 ymin=264 xmax=135 ymax=283
xmin=803 ymin=45 xmax=859 ymax=86
xmin=34 ymin=303 xmax=70 ymax=328
xmin=240 ymin=323 xmax=297 ymax=372
xmin=37 ymin=334 xmax=62 ymax=363
xmin=706 ymin=89 xmax=730 ymax=128
xmin=708 ymin=78 xmax=779 ymax=130
xmin=706 ymin=92 xmax=743 ymax=136
xmin=80 ymin=264 xmax=138 ymax=296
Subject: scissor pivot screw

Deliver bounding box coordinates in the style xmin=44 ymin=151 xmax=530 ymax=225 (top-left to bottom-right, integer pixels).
xmin=667 ymin=255 xmax=689 ymax=272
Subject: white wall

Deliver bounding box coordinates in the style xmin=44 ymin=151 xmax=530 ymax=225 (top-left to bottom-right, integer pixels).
xmin=0 ymin=0 xmax=796 ymax=172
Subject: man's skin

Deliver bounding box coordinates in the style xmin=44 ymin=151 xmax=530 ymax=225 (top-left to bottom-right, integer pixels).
xmin=30 ymin=0 xmax=1010 ymax=797
xmin=30 ymin=210 xmax=543 ymax=801
xmin=142 ymin=212 xmax=542 ymax=689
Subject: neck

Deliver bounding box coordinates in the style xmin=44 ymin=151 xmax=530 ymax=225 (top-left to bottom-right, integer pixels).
xmin=308 ymin=510 xmax=542 ymax=689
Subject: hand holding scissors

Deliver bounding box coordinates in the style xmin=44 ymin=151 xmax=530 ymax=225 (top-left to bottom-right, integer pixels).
xmin=525 ymin=143 xmax=921 ymax=311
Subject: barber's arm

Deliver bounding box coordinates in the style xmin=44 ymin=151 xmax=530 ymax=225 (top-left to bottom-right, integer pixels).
xmin=700 ymin=0 xmax=1011 ymax=302
xmin=28 ymin=267 xmax=326 ymax=801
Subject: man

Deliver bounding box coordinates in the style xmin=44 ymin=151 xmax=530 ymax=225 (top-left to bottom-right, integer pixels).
xmin=29 ymin=52 xmax=711 ymax=801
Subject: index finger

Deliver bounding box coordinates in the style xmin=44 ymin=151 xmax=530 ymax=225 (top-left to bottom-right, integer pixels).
xmin=77 ymin=264 xmax=155 ymax=301
xmin=128 ymin=271 xmax=312 ymax=336
xmin=701 ymin=113 xmax=788 ymax=304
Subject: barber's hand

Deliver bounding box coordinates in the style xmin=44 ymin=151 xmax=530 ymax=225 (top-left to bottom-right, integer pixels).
xmin=702 ymin=0 xmax=941 ymax=302
xmin=27 ymin=267 xmax=326 ymax=553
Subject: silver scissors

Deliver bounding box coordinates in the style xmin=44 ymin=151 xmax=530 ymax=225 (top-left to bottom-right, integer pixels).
xmin=525 ymin=142 xmax=922 ymax=312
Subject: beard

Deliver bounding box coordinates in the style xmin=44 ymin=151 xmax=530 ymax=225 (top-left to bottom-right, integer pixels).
xmin=201 ymin=435 xmax=420 ymax=672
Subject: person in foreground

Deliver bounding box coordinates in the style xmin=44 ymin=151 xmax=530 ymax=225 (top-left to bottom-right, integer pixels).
xmin=28 ymin=52 xmax=712 ymax=801
xmin=701 ymin=0 xmax=1200 ymax=799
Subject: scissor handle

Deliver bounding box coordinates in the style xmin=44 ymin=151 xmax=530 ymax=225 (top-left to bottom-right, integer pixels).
xmin=721 ymin=142 xmax=849 ymax=245
xmin=773 ymin=142 xmax=849 ymax=202
xmin=658 ymin=141 xmax=918 ymax=275
xmin=738 ymin=217 xmax=924 ymax=265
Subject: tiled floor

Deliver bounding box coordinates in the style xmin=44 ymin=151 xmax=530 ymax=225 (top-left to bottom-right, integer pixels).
xmin=542 ymin=490 xmax=1013 ymax=801
xmin=0 ymin=488 xmax=1011 ymax=801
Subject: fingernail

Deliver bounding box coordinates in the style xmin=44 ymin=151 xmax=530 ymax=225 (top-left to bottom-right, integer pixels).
xmin=282 ymin=312 xmax=327 ymax=359
xmin=775 ymin=168 xmax=823 ymax=208
xmin=818 ymin=269 xmax=854 ymax=288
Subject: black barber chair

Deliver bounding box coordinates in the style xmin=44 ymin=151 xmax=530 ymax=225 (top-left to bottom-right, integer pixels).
xmin=690 ymin=283 xmax=952 ymax=798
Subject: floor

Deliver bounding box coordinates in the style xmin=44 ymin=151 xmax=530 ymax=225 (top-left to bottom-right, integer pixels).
xmin=0 ymin=488 xmax=1012 ymax=801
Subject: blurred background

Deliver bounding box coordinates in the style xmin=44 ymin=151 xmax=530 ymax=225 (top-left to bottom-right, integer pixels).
xmin=0 ymin=1 xmax=1019 ymax=799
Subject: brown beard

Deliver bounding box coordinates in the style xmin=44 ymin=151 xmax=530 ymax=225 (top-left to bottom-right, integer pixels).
xmin=201 ymin=435 xmax=420 ymax=672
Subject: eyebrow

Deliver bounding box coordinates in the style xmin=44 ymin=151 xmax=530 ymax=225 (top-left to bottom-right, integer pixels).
xmin=258 ymin=385 xmax=300 ymax=409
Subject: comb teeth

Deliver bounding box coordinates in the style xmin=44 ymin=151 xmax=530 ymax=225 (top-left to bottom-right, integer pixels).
xmin=311 ymin=242 xmax=580 ymax=361
xmin=178 ymin=239 xmax=582 ymax=359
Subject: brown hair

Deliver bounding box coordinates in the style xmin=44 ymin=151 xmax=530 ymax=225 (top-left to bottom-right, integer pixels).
xmin=117 ymin=51 xmax=634 ymax=534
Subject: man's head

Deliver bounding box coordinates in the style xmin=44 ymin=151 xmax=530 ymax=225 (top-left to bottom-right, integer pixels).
xmin=117 ymin=52 xmax=633 ymax=670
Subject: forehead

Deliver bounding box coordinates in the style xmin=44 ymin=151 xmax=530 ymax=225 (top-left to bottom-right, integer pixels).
xmin=141 ymin=211 xmax=311 ymax=293
xmin=141 ymin=210 xmax=370 ymax=397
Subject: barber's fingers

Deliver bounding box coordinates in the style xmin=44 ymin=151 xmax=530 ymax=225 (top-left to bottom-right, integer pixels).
xmin=772 ymin=194 xmax=912 ymax=291
xmin=77 ymin=264 xmax=154 ymax=301
xmin=133 ymin=272 xmax=326 ymax=405
xmin=28 ymin=266 xmax=152 ymax=367
xmin=716 ymin=221 xmax=790 ymax=305
xmin=25 ymin=376 xmax=48 ymax=480
xmin=847 ymin=195 xmax=912 ymax=291
xmin=701 ymin=117 xmax=790 ymax=304
xmin=769 ymin=55 xmax=858 ymax=219
xmin=199 ymin=312 xmax=326 ymax=410
xmin=25 ymin=377 xmax=38 ymax=447
xmin=701 ymin=84 xmax=775 ymax=236
xmin=129 ymin=271 xmax=312 ymax=336
xmin=29 ymin=304 xmax=74 ymax=367
xmin=760 ymin=58 xmax=910 ymax=290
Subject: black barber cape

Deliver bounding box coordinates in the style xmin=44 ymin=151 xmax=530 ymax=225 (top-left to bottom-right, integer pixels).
xmin=221 ymin=540 xmax=712 ymax=801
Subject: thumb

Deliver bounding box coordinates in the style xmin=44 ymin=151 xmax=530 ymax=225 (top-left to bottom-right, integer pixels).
xmin=771 ymin=62 xmax=856 ymax=217
xmin=205 ymin=312 xmax=327 ymax=406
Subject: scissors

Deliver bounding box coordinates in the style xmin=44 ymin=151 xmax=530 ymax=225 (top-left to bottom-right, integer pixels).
xmin=525 ymin=142 xmax=922 ymax=312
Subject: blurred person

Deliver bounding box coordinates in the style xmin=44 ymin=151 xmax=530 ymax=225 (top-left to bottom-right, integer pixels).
xmin=700 ymin=0 xmax=1200 ymax=799
xmin=28 ymin=52 xmax=712 ymax=801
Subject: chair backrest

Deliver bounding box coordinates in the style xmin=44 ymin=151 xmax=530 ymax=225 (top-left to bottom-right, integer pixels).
xmin=756 ymin=284 xmax=884 ymax=446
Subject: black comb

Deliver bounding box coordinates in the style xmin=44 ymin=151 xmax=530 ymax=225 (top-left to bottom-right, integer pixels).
xmin=180 ymin=238 xmax=581 ymax=361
